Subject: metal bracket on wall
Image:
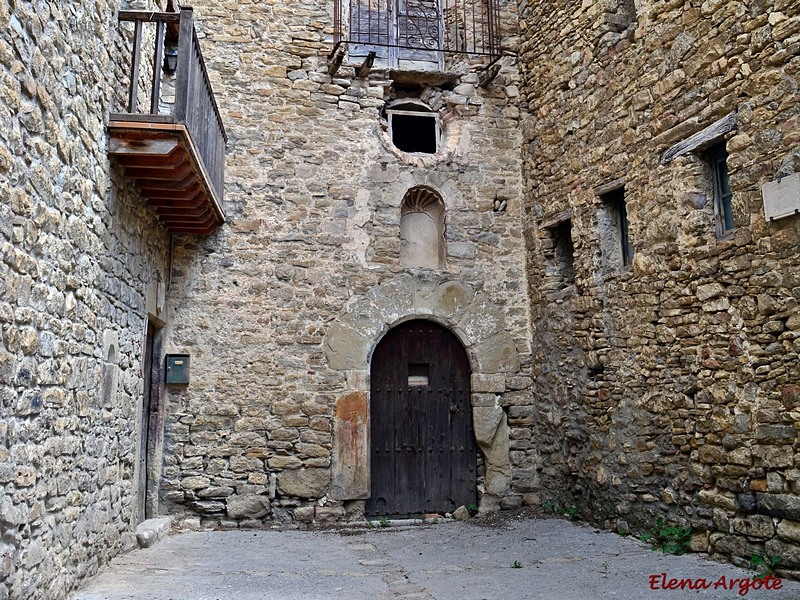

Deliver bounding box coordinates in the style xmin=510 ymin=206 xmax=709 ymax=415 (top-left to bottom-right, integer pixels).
xmin=356 ymin=51 xmax=376 ymax=78
xmin=328 ymin=46 xmax=346 ymax=76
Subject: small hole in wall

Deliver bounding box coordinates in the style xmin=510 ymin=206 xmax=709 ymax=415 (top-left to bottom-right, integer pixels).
xmin=493 ymin=198 xmax=507 ymax=213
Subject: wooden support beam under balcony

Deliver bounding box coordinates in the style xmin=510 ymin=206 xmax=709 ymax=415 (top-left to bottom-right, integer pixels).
xmin=108 ymin=122 xmax=224 ymax=235
xmin=109 ymin=7 xmax=227 ymax=236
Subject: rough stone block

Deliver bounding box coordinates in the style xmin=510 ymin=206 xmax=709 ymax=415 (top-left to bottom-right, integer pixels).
xmin=756 ymin=493 xmax=800 ymax=520
xmin=500 ymin=495 xmax=523 ymax=510
xmin=698 ymin=489 xmax=737 ymax=511
xmin=457 ymin=295 xmax=504 ymax=343
xmin=278 ymin=468 xmax=330 ymax=498
xmin=471 ymin=373 xmax=506 ymax=393
xmin=315 ymin=506 xmax=346 ymax=523
xmin=755 ymin=424 xmax=796 ymax=443
xmin=323 ymin=323 xmax=371 ymax=371
xmin=293 ymin=506 xmax=315 ymax=523
xmin=777 ymin=519 xmax=800 ymax=543
xmin=471 ymin=332 xmax=521 ymax=374
xmin=268 ymin=456 xmax=303 ymax=470
xmin=135 ymin=517 xmax=172 ymax=549
xmin=418 ymin=281 xmax=474 ymax=322
xmin=452 ymin=505 xmax=471 ymax=520
xmin=752 ymin=445 xmax=794 ymax=468
xmin=732 ymin=515 xmax=775 ymax=539
xmin=737 ymin=493 xmax=758 ymax=512
xmin=473 ymin=406 xmax=503 ymax=445
xmin=331 ymin=392 xmax=369 ymax=501
xmin=226 ymin=495 xmax=271 ymax=520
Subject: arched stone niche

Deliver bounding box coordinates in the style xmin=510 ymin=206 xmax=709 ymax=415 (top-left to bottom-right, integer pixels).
xmin=400 ymin=186 xmax=445 ymax=270
xmin=324 ymin=273 xmax=521 ymax=513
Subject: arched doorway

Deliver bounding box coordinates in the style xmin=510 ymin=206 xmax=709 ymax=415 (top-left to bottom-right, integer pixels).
xmin=367 ymin=320 xmax=476 ymax=515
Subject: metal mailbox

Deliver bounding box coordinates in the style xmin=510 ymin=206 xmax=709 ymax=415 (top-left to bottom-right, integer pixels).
xmin=165 ymin=354 xmax=190 ymax=384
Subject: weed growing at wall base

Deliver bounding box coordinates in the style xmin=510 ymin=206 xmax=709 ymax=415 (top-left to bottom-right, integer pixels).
xmin=751 ymin=553 xmax=781 ymax=578
xmin=640 ymin=518 xmax=692 ymax=555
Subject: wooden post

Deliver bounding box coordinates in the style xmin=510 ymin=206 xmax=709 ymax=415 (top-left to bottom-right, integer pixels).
xmin=127 ymin=20 xmax=143 ymax=113
xmin=173 ymin=6 xmax=195 ymax=124
xmin=150 ymin=20 xmax=166 ymax=115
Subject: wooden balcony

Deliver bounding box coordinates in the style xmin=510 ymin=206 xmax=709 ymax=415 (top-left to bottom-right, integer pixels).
xmin=109 ymin=7 xmax=226 ymax=235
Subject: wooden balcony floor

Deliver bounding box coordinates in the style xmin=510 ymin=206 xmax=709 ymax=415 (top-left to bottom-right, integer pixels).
xmin=108 ymin=119 xmax=225 ymax=235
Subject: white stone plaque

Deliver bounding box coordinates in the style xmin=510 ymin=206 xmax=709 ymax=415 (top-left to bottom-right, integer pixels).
xmin=762 ymin=172 xmax=800 ymax=221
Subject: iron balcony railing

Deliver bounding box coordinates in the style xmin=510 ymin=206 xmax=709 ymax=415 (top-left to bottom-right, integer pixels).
xmin=332 ymin=0 xmax=502 ymax=67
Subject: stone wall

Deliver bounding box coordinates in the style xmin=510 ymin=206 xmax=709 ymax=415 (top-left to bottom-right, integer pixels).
xmin=159 ymin=0 xmax=533 ymax=526
xmin=0 ymin=1 xmax=171 ymax=598
xmin=519 ymin=0 xmax=800 ymax=573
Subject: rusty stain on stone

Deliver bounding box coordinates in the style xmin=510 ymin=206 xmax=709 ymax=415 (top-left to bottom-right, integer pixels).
xmin=334 ymin=392 xmax=367 ymax=424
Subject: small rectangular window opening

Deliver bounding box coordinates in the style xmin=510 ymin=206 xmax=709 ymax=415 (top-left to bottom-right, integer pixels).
xmin=707 ymin=143 xmax=733 ymax=236
xmin=408 ymin=363 xmax=430 ymax=386
xmin=549 ymin=220 xmax=575 ymax=286
xmin=389 ymin=112 xmax=438 ymax=154
xmin=600 ymin=187 xmax=633 ymax=268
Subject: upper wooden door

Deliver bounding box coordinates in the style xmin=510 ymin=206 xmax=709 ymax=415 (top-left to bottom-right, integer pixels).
xmin=367 ymin=320 xmax=476 ymax=516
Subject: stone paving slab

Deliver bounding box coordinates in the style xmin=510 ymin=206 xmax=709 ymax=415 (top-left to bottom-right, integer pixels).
xmin=72 ymin=518 xmax=800 ymax=600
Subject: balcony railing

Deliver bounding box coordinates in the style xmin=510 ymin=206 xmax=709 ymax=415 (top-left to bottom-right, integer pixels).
xmin=108 ymin=7 xmax=226 ymax=235
xmin=332 ymin=0 xmax=502 ymax=71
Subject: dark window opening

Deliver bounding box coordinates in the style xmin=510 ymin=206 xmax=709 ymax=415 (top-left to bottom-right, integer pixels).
xmin=391 ymin=113 xmax=437 ymax=154
xmin=600 ymin=187 xmax=633 ymax=267
xmin=408 ymin=363 xmax=430 ymax=386
xmin=707 ymin=143 xmax=733 ymax=236
xmin=549 ymin=220 xmax=575 ymax=287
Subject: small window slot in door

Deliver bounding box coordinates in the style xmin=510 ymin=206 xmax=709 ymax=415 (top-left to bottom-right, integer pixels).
xmin=408 ymin=363 xmax=429 ymax=386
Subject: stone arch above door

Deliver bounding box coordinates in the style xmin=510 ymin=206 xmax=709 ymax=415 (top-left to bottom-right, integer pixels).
xmin=324 ymin=273 xmax=521 ymax=513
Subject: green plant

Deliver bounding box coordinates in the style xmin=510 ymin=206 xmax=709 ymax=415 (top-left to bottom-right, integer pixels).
xmin=565 ymin=505 xmax=579 ymax=521
xmin=379 ymin=516 xmax=390 ymax=528
xmin=365 ymin=519 xmax=374 ymax=529
xmin=467 ymin=503 xmax=479 ymax=517
xmin=511 ymin=560 xmax=522 ymax=569
xmin=541 ymin=500 xmax=558 ymax=514
xmin=640 ymin=518 xmax=692 ymax=556
xmin=751 ymin=553 xmax=781 ymax=578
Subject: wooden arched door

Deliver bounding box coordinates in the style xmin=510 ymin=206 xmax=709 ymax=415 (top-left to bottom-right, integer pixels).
xmin=367 ymin=320 xmax=476 ymax=516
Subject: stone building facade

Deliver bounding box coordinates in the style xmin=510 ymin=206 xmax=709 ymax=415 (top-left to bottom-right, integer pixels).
xmin=519 ymin=0 xmax=800 ymax=574
xmin=1 ymin=2 xmax=172 ymax=598
xmin=0 ymin=0 xmax=799 ymax=598
xmin=161 ymin=0 xmax=531 ymax=522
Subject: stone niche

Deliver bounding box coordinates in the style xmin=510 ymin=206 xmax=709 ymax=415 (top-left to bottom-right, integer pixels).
xmin=323 ymin=273 xmax=523 ymax=512
xmin=400 ymin=186 xmax=446 ymax=270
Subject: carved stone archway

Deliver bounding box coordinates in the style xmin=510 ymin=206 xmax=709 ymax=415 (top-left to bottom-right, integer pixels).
xmin=323 ymin=273 xmax=521 ymax=512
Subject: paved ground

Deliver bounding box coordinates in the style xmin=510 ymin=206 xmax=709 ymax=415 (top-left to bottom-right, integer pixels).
xmin=72 ymin=517 xmax=800 ymax=600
